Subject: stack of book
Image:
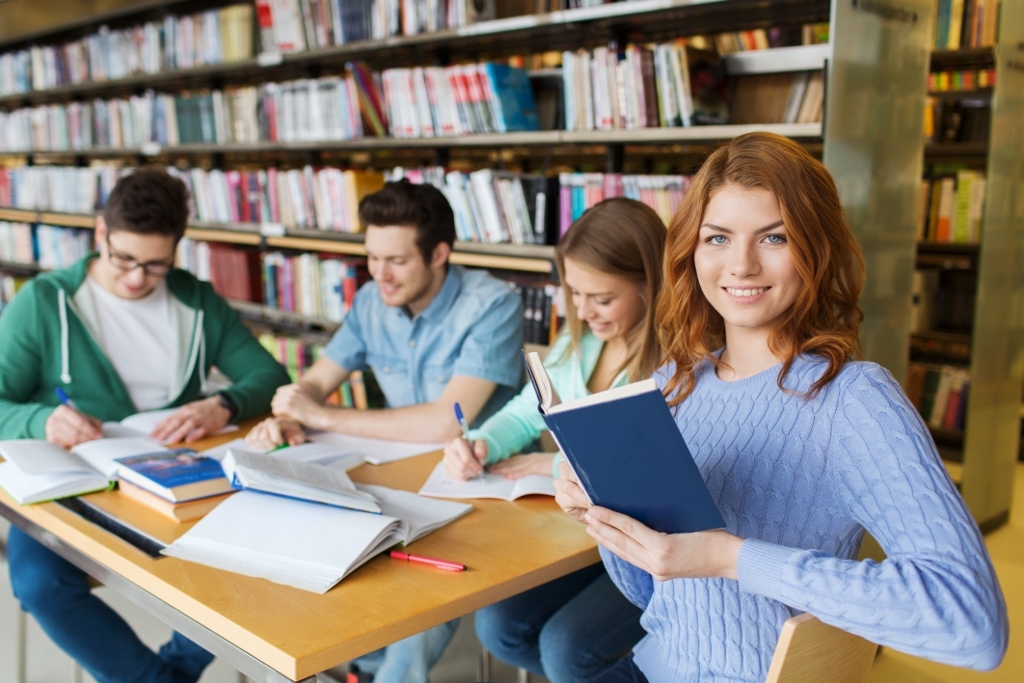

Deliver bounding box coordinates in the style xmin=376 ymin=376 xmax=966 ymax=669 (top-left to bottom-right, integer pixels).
xmin=0 ymin=4 xmax=254 ymax=97
xmin=114 ymin=449 xmax=235 ymax=523
xmin=0 ymin=222 xmax=93 ymax=271
xmin=388 ymin=166 xmax=555 ymax=244
xmin=917 ymin=170 xmax=986 ymax=243
xmin=906 ymin=362 xmax=971 ymax=432
xmin=557 ymin=172 xmax=689 ymax=234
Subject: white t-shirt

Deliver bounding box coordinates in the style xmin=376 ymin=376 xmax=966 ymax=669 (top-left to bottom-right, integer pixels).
xmin=85 ymin=277 xmax=177 ymax=411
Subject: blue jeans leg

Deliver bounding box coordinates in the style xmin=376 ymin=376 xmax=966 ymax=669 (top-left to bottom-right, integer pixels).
xmin=587 ymin=654 xmax=648 ymax=683
xmin=475 ymin=564 xmax=645 ymax=683
xmin=7 ymin=526 xmax=214 ymax=683
xmin=352 ymin=618 xmax=460 ymax=683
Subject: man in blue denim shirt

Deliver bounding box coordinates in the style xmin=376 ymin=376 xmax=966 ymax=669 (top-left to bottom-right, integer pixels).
xmin=247 ymin=179 xmax=524 ymax=683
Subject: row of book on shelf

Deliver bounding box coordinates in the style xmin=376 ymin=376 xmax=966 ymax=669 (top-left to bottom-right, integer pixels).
xmin=906 ymin=362 xmax=970 ymax=432
xmin=560 ymin=41 xmax=823 ymax=132
xmin=932 ymin=0 xmax=1001 ymax=50
xmin=0 ymin=221 xmax=92 ymax=271
xmin=0 ymin=164 xmax=691 ymax=245
xmin=255 ymin=0 xmax=496 ymax=54
xmin=0 ymin=4 xmax=255 ymax=96
xmin=928 ymin=69 xmax=996 ymax=92
xmin=0 ymin=58 xmax=542 ymax=152
xmin=917 ymin=170 xmax=986 ymax=244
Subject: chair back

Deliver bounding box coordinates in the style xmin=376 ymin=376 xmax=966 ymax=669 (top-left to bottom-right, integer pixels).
xmin=764 ymin=613 xmax=877 ymax=683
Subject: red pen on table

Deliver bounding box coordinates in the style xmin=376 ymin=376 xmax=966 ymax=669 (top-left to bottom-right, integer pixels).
xmin=389 ymin=550 xmax=466 ymax=572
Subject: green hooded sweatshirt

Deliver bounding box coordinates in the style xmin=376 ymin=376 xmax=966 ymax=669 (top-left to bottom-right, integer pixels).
xmin=0 ymin=253 xmax=291 ymax=439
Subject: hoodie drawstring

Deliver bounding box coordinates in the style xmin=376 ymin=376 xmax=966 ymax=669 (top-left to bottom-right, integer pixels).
xmin=58 ymin=288 xmax=71 ymax=384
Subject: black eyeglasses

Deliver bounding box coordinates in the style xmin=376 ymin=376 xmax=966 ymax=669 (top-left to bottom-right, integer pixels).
xmin=105 ymin=235 xmax=175 ymax=277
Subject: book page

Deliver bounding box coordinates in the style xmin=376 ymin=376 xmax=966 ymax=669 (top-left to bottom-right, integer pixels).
xmin=0 ymin=439 xmax=93 ymax=476
xmin=357 ymin=483 xmax=472 ymax=544
xmin=72 ymin=437 xmax=167 ymax=479
xmin=306 ymin=431 xmax=443 ymax=465
xmin=524 ymin=350 xmax=561 ymax=411
xmin=549 ymin=377 xmax=657 ymax=414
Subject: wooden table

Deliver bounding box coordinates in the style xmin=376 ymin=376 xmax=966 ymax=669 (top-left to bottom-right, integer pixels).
xmin=0 ymin=426 xmax=599 ymax=682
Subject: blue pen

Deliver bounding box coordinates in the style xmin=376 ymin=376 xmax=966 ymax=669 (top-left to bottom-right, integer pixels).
xmin=54 ymin=387 xmax=87 ymax=419
xmin=454 ymin=402 xmax=483 ymax=480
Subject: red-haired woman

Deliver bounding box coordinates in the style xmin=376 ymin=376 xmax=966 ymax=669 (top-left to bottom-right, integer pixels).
xmin=556 ymin=132 xmax=1007 ymax=683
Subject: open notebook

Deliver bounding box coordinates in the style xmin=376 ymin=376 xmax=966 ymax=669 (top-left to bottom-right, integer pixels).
xmin=0 ymin=438 xmax=167 ymax=504
xmin=419 ymin=462 xmax=555 ymax=500
xmin=306 ymin=431 xmax=444 ymax=465
xmin=162 ymin=487 xmax=472 ymax=593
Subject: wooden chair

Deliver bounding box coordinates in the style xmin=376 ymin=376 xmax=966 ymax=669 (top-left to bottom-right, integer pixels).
xmin=765 ymin=613 xmax=878 ymax=683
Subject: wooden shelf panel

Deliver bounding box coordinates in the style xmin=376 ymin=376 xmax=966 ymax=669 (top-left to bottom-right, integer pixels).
xmin=930 ymin=47 xmax=996 ymax=72
xmin=0 ymin=207 xmax=553 ymax=275
xmin=0 ymin=123 xmax=823 ymax=158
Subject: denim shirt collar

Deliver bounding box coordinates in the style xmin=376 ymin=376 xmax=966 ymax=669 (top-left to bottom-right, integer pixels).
xmin=413 ymin=265 xmax=463 ymax=323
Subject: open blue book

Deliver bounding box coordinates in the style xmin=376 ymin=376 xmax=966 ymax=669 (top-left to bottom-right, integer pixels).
xmin=523 ymin=351 xmax=724 ymax=534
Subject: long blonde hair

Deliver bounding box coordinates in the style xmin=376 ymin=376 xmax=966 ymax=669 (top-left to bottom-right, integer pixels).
xmin=657 ymin=132 xmax=865 ymax=404
xmin=555 ymin=197 xmax=665 ymax=382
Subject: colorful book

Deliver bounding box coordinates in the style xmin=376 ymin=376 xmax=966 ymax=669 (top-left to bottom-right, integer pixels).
xmin=115 ymin=449 xmax=232 ymax=503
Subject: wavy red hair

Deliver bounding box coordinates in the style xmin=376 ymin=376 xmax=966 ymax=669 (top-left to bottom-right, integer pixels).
xmin=658 ymin=132 xmax=865 ymax=405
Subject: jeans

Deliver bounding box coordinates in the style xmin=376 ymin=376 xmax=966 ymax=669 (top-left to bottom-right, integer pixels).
xmin=7 ymin=526 xmax=214 ymax=683
xmin=352 ymin=618 xmax=460 ymax=683
xmin=475 ymin=564 xmax=645 ymax=683
xmin=588 ymin=654 xmax=648 ymax=683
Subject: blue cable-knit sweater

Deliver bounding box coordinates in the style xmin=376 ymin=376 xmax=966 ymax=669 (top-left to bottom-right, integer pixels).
xmin=602 ymin=355 xmax=1007 ymax=682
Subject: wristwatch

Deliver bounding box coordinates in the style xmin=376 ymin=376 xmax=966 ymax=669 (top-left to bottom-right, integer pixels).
xmin=216 ymin=391 xmax=239 ymax=422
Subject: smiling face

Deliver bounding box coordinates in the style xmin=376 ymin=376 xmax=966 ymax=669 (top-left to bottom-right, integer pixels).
xmin=364 ymin=224 xmax=447 ymax=315
xmin=90 ymin=219 xmax=177 ymax=300
xmin=563 ymin=257 xmax=647 ymax=343
xmin=694 ymin=183 xmax=802 ymax=347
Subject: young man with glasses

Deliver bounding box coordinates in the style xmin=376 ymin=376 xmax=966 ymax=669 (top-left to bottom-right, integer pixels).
xmin=0 ymin=168 xmax=290 ymax=683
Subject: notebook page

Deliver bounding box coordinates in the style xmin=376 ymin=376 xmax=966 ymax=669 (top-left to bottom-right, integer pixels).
xmin=417 ymin=462 xmax=519 ymax=500
xmin=117 ymin=409 xmax=239 ymax=443
xmin=0 ymin=440 xmax=93 ymax=475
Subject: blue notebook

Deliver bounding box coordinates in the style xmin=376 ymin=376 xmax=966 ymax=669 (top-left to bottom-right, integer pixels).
xmin=523 ymin=351 xmax=724 ymax=534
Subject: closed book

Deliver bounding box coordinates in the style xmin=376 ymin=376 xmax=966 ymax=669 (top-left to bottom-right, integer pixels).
xmin=523 ymin=351 xmax=724 ymax=534
xmin=482 ymin=62 xmax=540 ymax=132
xmin=117 ymin=478 xmax=234 ymax=523
xmin=115 ymin=449 xmax=232 ymax=503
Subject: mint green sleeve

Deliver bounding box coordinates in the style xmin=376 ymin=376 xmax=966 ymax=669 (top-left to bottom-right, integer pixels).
xmin=467 ymin=333 xmax=575 ymax=465
xmin=0 ymin=281 xmax=56 ymax=439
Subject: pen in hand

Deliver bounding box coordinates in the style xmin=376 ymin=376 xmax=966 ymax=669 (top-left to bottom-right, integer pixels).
xmin=453 ymin=402 xmax=484 ymax=481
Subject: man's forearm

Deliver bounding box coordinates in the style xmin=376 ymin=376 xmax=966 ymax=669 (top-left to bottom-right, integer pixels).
xmin=307 ymin=402 xmax=462 ymax=443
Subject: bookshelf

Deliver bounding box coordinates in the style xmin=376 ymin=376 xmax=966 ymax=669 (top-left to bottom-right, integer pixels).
xmin=14 ymin=0 xmax=1020 ymax=521
xmin=908 ymin=3 xmax=1024 ymax=531
xmin=956 ymin=2 xmax=1024 ymax=531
